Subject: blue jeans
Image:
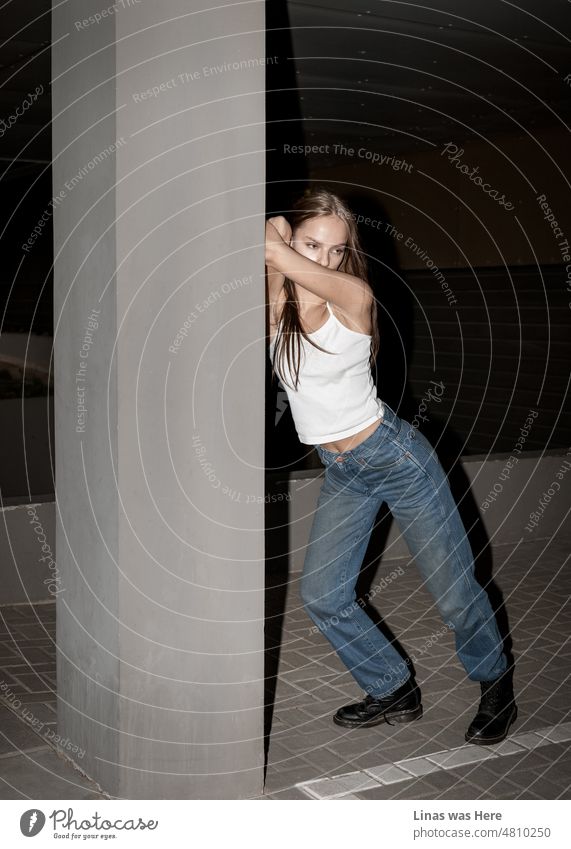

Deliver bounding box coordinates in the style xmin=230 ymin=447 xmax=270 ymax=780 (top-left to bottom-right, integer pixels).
xmin=300 ymin=402 xmax=508 ymax=698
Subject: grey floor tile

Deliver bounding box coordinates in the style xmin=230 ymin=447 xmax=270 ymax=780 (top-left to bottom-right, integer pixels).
xmin=0 ymin=750 xmax=105 ymax=799
xmin=272 ymin=726 xmax=340 ymax=747
xmin=0 ymin=776 xmax=29 ymax=798
xmin=536 ymin=723 xmax=571 ymax=743
xmin=265 ymin=785 xmax=313 ymax=799
xmin=299 ymin=771 xmax=379 ymax=798
xmin=423 ymin=770 xmax=480 ymax=793
xmin=265 ymin=764 xmax=324 ymax=791
xmin=380 ymin=779 xmax=448 ymax=800
xmin=269 ymin=732 xmax=342 ymax=757
xmin=395 ymin=756 xmax=442 ymax=777
xmin=364 ymin=763 xmax=413 ymax=784
xmin=299 ymin=747 xmax=351 ymax=773
xmin=7 ymin=673 xmax=53 ymax=693
xmin=7 ymin=692 xmax=56 ymax=704
xmin=425 ymin=746 xmax=498 ymax=769
xmin=356 ymin=784 xmax=414 ymax=800
xmin=265 ymin=742 xmax=311 ymax=763
xmin=325 ymin=749 xmax=398 ymax=771
xmin=280 ymin=666 xmax=333 ymax=684
xmin=327 ymin=741 xmax=392 ymax=768
xmin=505 ymin=770 xmax=559 ymax=795
xmin=434 ymin=784 xmax=490 ymax=799
xmin=0 ymin=708 xmax=48 ymax=757
xmin=510 ymin=731 xmax=554 ymax=750
xmin=10 ymin=648 xmax=54 ymax=665
xmin=522 ymin=777 xmax=571 ymax=799
xmin=457 ymin=769 xmax=531 ymax=798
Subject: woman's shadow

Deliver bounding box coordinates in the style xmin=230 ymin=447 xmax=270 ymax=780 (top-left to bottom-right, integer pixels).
xmin=344 ymin=189 xmax=514 ymax=690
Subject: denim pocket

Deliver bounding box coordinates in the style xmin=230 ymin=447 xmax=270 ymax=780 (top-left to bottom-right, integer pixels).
xmin=353 ymin=421 xmax=408 ymax=471
xmin=355 ymin=446 xmax=409 ymax=471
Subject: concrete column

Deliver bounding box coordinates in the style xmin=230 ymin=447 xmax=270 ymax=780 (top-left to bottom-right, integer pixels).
xmin=52 ymin=0 xmax=265 ymax=798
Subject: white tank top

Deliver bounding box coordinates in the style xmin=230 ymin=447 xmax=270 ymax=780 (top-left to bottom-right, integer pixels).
xmin=269 ymin=301 xmax=385 ymax=444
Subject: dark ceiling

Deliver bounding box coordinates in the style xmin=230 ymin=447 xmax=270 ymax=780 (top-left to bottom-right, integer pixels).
xmin=0 ymin=0 xmax=51 ymax=182
xmin=1 ymin=1 xmax=570 ymax=179
xmin=283 ymin=0 xmax=571 ymax=161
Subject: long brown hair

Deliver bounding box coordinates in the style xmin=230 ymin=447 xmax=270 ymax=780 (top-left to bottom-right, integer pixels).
xmin=270 ymin=188 xmax=380 ymax=390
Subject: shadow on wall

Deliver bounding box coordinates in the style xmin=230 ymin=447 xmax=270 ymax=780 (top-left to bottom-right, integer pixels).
xmin=265 ymin=0 xmax=312 ymax=475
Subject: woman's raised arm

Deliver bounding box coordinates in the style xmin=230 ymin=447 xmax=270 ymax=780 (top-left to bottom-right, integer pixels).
xmin=265 ymin=215 xmax=291 ymax=296
xmin=265 ymin=219 xmax=372 ymax=317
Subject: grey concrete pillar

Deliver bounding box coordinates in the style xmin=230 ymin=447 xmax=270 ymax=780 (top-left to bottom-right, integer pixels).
xmin=51 ymin=0 xmax=265 ymax=798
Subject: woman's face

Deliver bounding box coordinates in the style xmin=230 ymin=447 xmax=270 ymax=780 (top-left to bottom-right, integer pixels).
xmin=290 ymin=214 xmax=348 ymax=270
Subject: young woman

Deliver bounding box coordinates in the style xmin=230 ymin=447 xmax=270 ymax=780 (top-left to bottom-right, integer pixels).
xmin=266 ymin=188 xmax=517 ymax=745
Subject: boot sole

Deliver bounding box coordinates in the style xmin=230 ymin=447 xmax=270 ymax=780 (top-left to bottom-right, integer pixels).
xmin=333 ymin=703 xmax=423 ymax=729
xmin=464 ymin=704 xmax=518 ymax=746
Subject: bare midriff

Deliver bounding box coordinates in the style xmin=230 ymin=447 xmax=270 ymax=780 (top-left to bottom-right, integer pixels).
xmin=318 ymin=415 xmax=383 ymax=454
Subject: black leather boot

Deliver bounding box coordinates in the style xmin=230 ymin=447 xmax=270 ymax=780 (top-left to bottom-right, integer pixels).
xmin=333 ymin=676 xmax=423 ymax=728
xmin=465 ymin=672 xmax=518 ymax=745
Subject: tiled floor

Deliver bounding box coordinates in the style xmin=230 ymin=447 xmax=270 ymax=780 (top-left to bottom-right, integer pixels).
xmin=0 ymin=536 xmax=569 ymax=800
xmin=260 ymin=535 xmax=571 ymax=800
xmin=0 ymin=603 xmax=106 ymax=799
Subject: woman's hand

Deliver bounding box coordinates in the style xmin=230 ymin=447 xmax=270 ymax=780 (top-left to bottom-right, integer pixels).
xmin=265 ymin=216 xmax=292 ymax=267
xmin=268 ymin=215 xmax=292 ymax=243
